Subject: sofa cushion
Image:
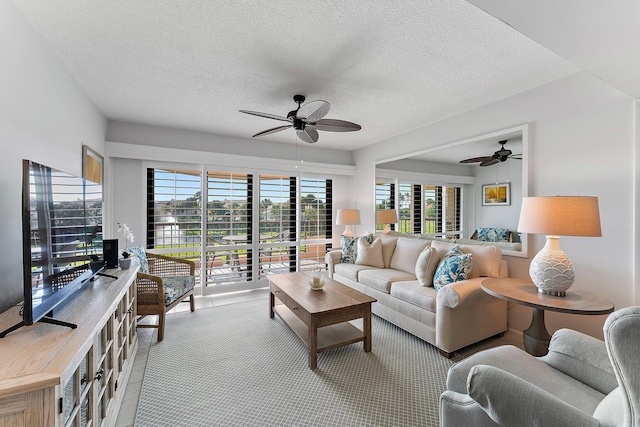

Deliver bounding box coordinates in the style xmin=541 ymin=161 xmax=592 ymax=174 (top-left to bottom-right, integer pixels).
xmin=355 ymin=237 xmax=384 ymax=268
xmin=433 ymin=246 xmax=473 ymax=291
xmin=389 ymin=237 xmax=430 ymax=274
xmin=162 ymin=275 xmax=195 ymax=305
xmin=376 ymin=234 xmax=398 ymax=268
xmin=415 ymin=246 xmax=440 ymax=287
xmin=334 ymin=263 xmax=378 ymax=282
xmin=431 ymin=240 xmax=502 ymax=278
xmin=390 ymin=280 xmax=438 ymax=312
xmin=358 ymin=268 xmax=417 ymax=293
xmin=341 ymin=233 xmax=373 ymax=264
xmin=476 ymin=227 xmax=510 ymax=242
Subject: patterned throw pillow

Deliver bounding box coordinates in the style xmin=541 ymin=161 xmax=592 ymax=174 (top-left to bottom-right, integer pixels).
xmin=341 ymin=234 xmax=373 ymax=264
xmin=125 ymin=245 xmax=149 ymax=273
xmin=476 ymin=227 xmax=510 ymax=242
xmin=433 ymin=245 xmax=473 ymax=291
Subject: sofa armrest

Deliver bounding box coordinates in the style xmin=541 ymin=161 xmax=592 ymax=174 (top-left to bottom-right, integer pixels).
xmin=437 ymin=278 xmax=492 ymax=309
xmin=540 ymin=328 xmax=617 ymax=395
xmin=468 ymin=365 xmax=599 ymax=427
xmin=325 ymin=249 xmax=343 ymax=278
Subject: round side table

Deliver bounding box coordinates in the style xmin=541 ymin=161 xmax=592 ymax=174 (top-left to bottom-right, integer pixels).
xmin=481 ymin=278 xmax=614 ymax=356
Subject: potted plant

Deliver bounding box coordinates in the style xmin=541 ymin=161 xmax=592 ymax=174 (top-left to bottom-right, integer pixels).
xmin=119 ymin=250 xmax=132 ymax=270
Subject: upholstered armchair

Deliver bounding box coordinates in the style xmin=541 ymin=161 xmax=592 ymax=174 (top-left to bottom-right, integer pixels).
xmin=440 ymin=306 xmax=640 ymax=427
xmin=127 ymin=246 xmax=196 ymax=341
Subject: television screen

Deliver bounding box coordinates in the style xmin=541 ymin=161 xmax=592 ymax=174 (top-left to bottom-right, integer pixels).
xmin=23 ymin=159 xmax=103 ymax=325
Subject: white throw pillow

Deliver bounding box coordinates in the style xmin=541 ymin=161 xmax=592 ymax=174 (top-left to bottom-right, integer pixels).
xmin=415 ymin=246 xmax=440 ymax=287
xmin=377 ymin=234 xmax=398 ymax=268
xmin=355 ymin=237 xmax=385 ymax=268
xmin=389 ymin=237 xmax=430 ymax=274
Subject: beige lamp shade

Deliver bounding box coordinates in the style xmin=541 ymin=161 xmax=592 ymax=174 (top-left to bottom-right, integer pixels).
xmin=517 ymin=196 xmax=601 ymax=237
xmin=517 ymin=196 xmax=602 ymax=297
xmin=376 ymin=209 xmax=398 ymax=234
xmin=336 ymin=209 xmax=360 ymax=237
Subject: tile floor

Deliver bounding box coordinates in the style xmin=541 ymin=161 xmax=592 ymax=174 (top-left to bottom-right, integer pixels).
xmin=115 ymin=287 xmax=523 ymax=426
xmin=114 ymin=287 xmax=270 ymax=427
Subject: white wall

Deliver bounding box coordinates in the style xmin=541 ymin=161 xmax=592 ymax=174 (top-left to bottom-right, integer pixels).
xmin=0 ymin=2 xmax=107 ymax=314
xmin=354 ymin=71 xmax=636 ymax=339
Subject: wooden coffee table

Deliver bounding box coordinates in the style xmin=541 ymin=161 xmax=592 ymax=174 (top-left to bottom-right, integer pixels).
xmin=269 ymin=272 xmax=376 ymax=369
xmin=482 ymin=278 xmax=614 ymax=356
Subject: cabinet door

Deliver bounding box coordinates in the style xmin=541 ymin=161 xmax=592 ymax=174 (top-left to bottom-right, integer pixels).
xmin=0 ymin=389 xmax=50 ymax=427
xmin=60 ymin=352 xmax=92 ymax=426
xmin=94 ymin=317 xmax=115 ymax=425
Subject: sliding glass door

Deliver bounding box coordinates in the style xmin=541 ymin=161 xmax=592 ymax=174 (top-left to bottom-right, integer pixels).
xmin=146 ymin=165 xmax=333 ymax=295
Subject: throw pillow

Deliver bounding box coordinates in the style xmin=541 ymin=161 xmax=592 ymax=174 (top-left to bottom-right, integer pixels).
xmin=355 ymin=237 xmax=384 ymax=268
xmin=377 ymin=234 xmax=398 ymax=268
xmin=433 ymin=245 xmax=473 ymax=291
xmin=125 ymin=245 xmax=149 ymax=273
xmin=415 ymin=246 xmax=440 ymax=287
xmin=476 ymin=227 xmax=510 ymax=242
xmin=389 ymin=237 xmax=430 ymax=274
xmin=341 ymin=233 xmax=373 ymax=264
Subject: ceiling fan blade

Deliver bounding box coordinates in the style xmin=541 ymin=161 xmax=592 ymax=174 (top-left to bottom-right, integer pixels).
xmin=239 ymin=110 xmax=292 ymax=123
xmin=296 ymin=100 xmax=330 ymax=122
xmin=312 ymin=119 xmax=361 ymax=132
xmin=509 ymin=154 xmax=523 ymax=159
xmin=480 ymin=158 xmax=500 ymax=167
xmin=252 ymin=125 xmax=292 ymax=138
xmin=297 ymin=127 xmax=319 ymax=143
xmin=460 ymin=156 xmax=491 ymax=164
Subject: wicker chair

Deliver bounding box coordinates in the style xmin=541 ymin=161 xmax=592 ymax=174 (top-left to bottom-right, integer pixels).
xmin=129 ymin=248 xmax=196 ymax=342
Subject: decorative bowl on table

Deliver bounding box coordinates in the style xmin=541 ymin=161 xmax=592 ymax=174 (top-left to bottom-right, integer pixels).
xmin=309 ymin=277 xmax=325 ymax=290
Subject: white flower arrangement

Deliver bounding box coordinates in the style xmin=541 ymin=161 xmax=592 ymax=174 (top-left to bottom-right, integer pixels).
xmin=117 ymin=223 xmax=135 ymax=253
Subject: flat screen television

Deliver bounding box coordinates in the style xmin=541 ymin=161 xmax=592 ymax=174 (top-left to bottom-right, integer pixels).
xmin=0 ymin=159 xmax=104 ymax=337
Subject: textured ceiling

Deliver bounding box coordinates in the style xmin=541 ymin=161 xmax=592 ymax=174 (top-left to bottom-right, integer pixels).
xmin=11 ymin=0 xmax=579 ymax=151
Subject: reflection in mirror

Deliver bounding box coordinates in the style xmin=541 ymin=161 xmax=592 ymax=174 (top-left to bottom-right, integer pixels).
xmin=375 ymin=125 xmax=528 ymax=258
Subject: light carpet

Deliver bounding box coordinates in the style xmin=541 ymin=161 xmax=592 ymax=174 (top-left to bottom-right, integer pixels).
xmin=135 ymin=298 xmax=467 ymax=427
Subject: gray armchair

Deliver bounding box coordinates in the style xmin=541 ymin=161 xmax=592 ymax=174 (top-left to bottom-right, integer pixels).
xmin=440 ymin=306 xmax=640 ymax=427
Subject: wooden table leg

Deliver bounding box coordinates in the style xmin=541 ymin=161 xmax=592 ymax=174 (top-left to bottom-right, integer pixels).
xmin=363 ymin=305 xmax=372 ymax=352
xmin=308 ymin=317 xmax=318 ymax=370
xmin=269 ymin=290 xmax=275 ymax=319
xmin=523 ymin=307 xmax=552 ymax=356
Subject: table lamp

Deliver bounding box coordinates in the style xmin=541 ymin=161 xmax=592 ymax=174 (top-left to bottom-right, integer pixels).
xmin=336 ymin=209 xmax=360 ymax=238
xmin=376 ymin=209 xmax=398 ymax=234
xmin=517 ymin=196 xmax=601 ymax=297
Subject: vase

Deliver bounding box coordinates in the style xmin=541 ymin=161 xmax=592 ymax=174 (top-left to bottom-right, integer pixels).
xmin=119 ymin=258 xmax=132 ymax=270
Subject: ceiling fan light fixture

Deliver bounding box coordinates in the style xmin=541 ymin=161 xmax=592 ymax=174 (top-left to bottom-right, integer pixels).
xmin=460 ymin=139 xmax=522 ymax=167
xmin=240 ymin=94 xmax=361 ymax=144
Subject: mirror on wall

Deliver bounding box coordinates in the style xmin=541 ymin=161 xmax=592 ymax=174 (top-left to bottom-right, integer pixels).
xmin=375 ymin=125 xmax=528 ymax=258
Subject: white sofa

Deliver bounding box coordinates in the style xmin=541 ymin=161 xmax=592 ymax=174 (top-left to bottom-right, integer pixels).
xmin=325 ymin=234 xmax=508 ymax=357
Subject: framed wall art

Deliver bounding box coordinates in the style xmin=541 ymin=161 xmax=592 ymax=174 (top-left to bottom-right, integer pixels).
xmin=82 ymin=145 xmax=103 ymax=185
xmin=482 ymin=182 xmax=510 ymax=206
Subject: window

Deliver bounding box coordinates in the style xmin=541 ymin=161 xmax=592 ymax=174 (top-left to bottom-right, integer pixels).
xmin=298 ymin=177 xmax=332 ymax=271
xmin=424 ymin=185 xmax=462 ymax=238
xmin=146 ymin=166 xmax=333 ymax=294
xmin=375 ymin=181 xmax=395 ymax=232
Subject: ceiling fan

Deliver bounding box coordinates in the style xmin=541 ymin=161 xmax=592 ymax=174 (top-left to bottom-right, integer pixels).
xmin=459 ymin=140 xmax=522 ymax=167
xmin=239 ymin=94 xmax=361 ymax=144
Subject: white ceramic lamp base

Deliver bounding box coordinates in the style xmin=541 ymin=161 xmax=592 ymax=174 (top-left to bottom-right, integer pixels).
xmin=342 ymin=225 xmax=354 ymax=238
xmin=529 ymin=235 xmax=575 ymax=297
